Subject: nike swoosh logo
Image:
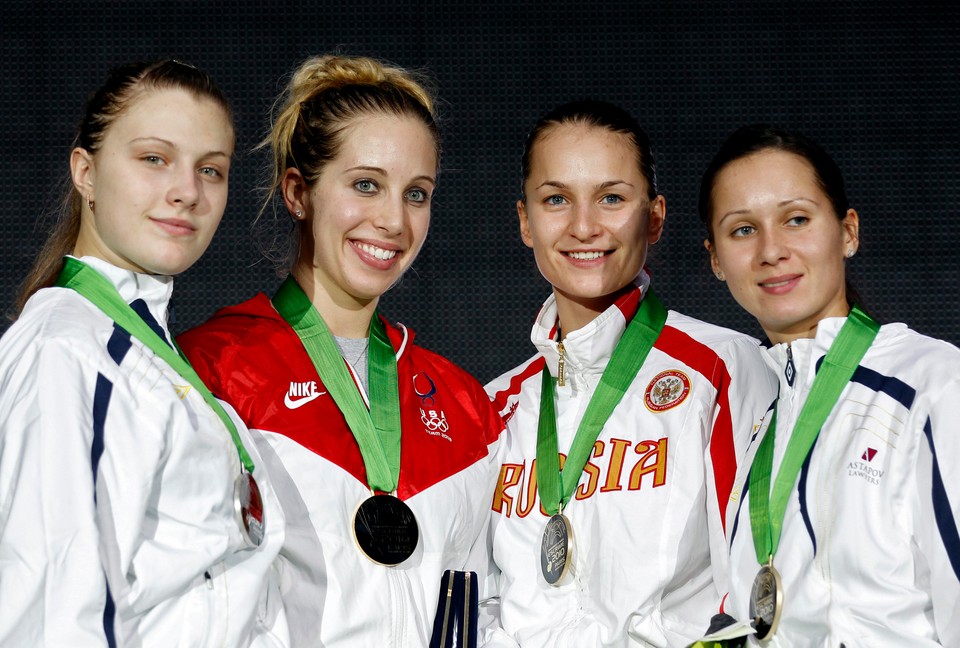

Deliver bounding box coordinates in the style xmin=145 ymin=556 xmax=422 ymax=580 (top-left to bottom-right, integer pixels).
xmin=284 ymin=391 xmax=326 ymax=409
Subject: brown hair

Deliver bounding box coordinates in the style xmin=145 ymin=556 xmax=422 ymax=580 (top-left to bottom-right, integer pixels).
xmin=257 ymin=54 xmax=441 ymax=270
xmin=15 ymin=60 xmax=233 ymax=315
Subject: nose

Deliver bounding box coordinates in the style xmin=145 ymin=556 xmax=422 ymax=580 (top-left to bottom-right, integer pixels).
xmin=373 ymin=194 xmax=405 ymax=236
xmin=169 ymin=167 xmax=201 ymax=209
xmin=569 ymin=202 xmax=602 ymax=241
xmin=758 ymin=227 xmax=788 ymax=265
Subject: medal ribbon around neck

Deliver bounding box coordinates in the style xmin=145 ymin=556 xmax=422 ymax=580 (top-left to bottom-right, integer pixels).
xmin=536 ymin=289 xmax=668 ymax=515
xmin=56 ymin=257 xmax=255 ymax=473
xmin=748 ymin=305 xmax=879 ymax=564
xmin=272 ymin=276 xmax=401 ymax=494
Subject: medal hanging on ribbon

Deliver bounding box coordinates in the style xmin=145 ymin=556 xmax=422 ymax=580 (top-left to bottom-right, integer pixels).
xmin=56 ymin=258 xmax=266 ymax=547
xmin=747 ymin=305 xmax=879 ymax=640
xmin=272 ymin=277 xmax=418 ymax=566
xmin=536 ymin=289 xmax=668 ymax=586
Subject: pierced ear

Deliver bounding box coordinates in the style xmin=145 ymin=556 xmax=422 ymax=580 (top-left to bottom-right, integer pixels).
xmin=841 ymin=208 xmax=860 ymax=254
xmin=517 ymin=199 xmax=534 ymax=248
xmin=646 ymin=195 xmax=666 ymax=244
xmin=70 ymin=147 xmax=95 ymax=204
xmin=281 ymin=168 xmax=308 ymax=218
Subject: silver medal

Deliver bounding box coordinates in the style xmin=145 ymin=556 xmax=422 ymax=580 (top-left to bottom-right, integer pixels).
xmin=234 ymin=472 xmax=265 ymax=547
xmin=749 ymin=561 xmax=783 ymax=640
xmin=540 ymin=513 xmax=573 ymax=586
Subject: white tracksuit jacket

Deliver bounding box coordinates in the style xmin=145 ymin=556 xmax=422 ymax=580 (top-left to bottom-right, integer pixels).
xmin=482 ymin=275 xmax=777 ymax=647
xmin=0 ymin=257 xmax=288 ymax=647
xmin=726 ymin=317 xmax=960 ymax=647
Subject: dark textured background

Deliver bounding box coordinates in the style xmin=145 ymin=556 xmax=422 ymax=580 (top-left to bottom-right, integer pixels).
xmin=2 ymin=1 xmax=957 ymax=382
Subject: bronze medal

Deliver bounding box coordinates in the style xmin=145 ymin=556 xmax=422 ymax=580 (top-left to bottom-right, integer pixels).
xmin=540 ymin=513 xmax=573 ymax=586
xmin=353 ymin=494 xmax=419 ymax=565
xmin=749 ymin=561 xmax=783 ymax=640
xmin=234 ymin=472 xmax=265 ymax=547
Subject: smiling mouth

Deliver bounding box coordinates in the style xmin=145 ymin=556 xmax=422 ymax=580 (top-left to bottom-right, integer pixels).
xmin=353 ymin=241 xmax=398 ymax=260
xmin=565 ymin=251 xmax=607 ymax=260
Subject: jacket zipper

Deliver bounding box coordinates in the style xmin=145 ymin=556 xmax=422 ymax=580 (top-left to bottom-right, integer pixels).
xmin=557 ymin=341 xmax=566 ymax=387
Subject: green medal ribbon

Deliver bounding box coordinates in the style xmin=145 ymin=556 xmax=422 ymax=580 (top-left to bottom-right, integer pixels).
xmin=55 ymin=257 xmax=255 ymax=473
xmin=749 ymin=305 xmax=879 ymax=564
xmin=536 ymin=289 xmax=668 ymax=515
xmin=272 ymin=276 xmax=401 ymax=494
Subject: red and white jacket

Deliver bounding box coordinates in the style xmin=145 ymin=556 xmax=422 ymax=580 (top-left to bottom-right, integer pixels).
xmin=482 ymin=274 xmax=776 ymax=647
xmin=179 ymin=293 xmax=503 ymax=648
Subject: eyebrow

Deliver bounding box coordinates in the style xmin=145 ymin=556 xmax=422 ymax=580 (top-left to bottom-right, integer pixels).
xmin=718 ymin=196 xmax=820 ymax=221
xmin=535 ymin=179 xmax=634 ymax=191
xmin=129 ymin=137 xmax=231 ymax=159
xmin=347 ymin=165 xmax=436 ymax=185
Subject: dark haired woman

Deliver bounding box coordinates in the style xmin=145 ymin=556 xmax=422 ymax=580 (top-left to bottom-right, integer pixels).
xmin=0 ymin=61 xmax=287 ymax=646
xmin=700 ymin=124 xmax=960 ymax=646
xmin=482 ymin=101 xmax=776 ymax=646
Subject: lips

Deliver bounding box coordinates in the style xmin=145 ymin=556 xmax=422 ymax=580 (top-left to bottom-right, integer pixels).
xmin=758 ymin=274 xmax=801 ymax=294
xmin=350 ymin=239 xmax=401 ymax=267
xmin=151 ymin=217 xmax=196 ymax=236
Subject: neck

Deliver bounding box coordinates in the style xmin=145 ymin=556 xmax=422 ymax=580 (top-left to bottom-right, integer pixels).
xmin=764 ymin=303 xmax=853 ymax=346
xmin=553 ymin=285 xmax=632 ymax=339
xmin=291 ymin=265 xmax=377 ymax=338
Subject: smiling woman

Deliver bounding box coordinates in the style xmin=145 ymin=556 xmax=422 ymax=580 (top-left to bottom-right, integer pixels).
xmin=177 ymin=54 xmax=504 ymax=648
xmin=482 ymin=101 xmax=777 ymax=647
xmin=0 ymin=61 xmax=288 ymax=646
xmin=699 ymin=125 xmax=960 ymax=647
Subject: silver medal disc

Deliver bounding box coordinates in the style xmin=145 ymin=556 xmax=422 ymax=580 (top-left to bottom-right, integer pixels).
xmin=353 ymin=494 xmax=419 ymax=566
xmin=749 ymin=562 xmax=783 ymax=640
xmin=540 ymin=513 xmax=573 ymax=586
xmin=234 ymin=472 xmax=265 ymax=547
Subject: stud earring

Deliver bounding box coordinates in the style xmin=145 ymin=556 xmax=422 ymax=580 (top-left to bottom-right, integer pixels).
xmin=846 ymin=248 xmax=856 ymax=258
xmin=295 ymin=210 xmax=302 ymax=219
xmin=715 ymin=271 xmax=724 ymax=280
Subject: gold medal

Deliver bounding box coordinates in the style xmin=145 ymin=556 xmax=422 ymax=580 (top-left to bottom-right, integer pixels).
xmin=540 ymin=513 xmax=573 ymax=586
xmin=353 ymin=494 xmax=419 ymax=565
xmin=234 ymin=472 xmax=265 ymax=547
xmin=749 ymin=558 xmax=783 ymax=640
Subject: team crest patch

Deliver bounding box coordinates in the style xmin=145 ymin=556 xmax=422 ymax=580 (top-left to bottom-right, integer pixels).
xmin=644 ymin=370 xmax=690 ymax=412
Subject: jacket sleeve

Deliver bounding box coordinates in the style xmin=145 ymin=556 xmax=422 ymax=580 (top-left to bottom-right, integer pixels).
xmin=915 ymin=371 xmax=960 ymax=644
xmin=700 ymin=337 xmax=776 ymax=612
xmin=0 ymin=339 xmax=111 ymax=646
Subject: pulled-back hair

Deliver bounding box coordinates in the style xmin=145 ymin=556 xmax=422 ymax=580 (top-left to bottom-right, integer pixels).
xmin=258 ymin=54 xmax=441 ymax=271
xmin=698 ymin=124 xmax=849 ymax=241
xmin=519 ymin=99 xmax=658 ymax=202
xmin=15 ymin=60 xmax=232 ymax=315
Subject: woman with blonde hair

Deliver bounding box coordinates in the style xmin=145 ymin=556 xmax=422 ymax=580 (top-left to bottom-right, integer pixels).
xmin=0 ymin=60 xmax=287 ymax=646
xmin=180 ymin=55 xmax=502 ymax=647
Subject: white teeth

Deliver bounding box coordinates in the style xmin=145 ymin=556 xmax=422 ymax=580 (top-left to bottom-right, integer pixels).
xmin=356 ymin=242 xmax=398 ymax=260
xmin=568 ymin=251 xmax=604 ymax=260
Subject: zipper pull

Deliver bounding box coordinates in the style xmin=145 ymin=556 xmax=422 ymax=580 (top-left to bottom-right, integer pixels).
xmin=784 ymin=343 xmax=796 ymax=386
xmin=557 ymin=341 xmax=566 ymax=387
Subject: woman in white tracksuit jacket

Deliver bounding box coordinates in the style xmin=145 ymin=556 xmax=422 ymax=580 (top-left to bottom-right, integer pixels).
xmin=482 ymin=101 xmax=777 ymax=647
xmin=700 ymin=124 xmax=960 ymax=646
xmin=0 ymin=61 xmax=287 ymax=647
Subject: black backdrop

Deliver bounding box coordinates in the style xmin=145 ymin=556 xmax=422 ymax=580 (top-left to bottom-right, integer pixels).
xmin=2 ymin=1 xmax=958 ymax=382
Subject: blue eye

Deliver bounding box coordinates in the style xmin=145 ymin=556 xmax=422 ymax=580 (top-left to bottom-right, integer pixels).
xmin=599 ymin=194 xmax=623 ymax=204
xmin=786 ymin=215 xmax=809 ymax=226
xmin=545 ymin=195 xmax=567 ymax=206
xmin=355 ymin=179 xmax=377 ymax=193
xmin=732 ymin=225 xmax=755 ymax=238
xmin=143 ymin=155 xmax=165 ymax=166
xmin=198 ymin=166 xmax=222 ymax=178
xmin=406 ymin=187 xmax=429 ymax=203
